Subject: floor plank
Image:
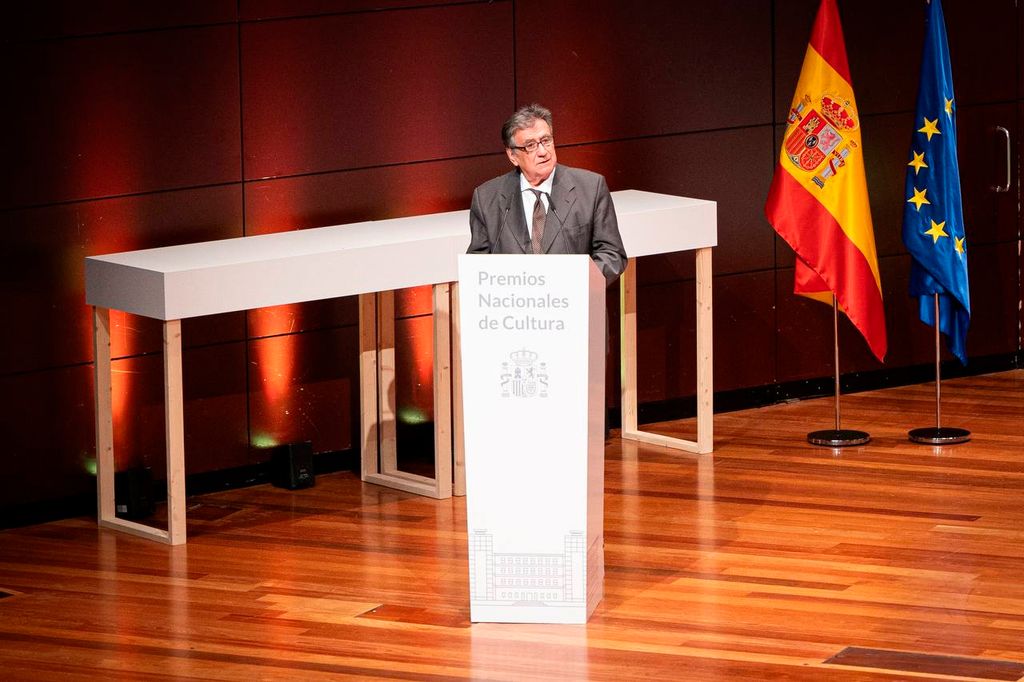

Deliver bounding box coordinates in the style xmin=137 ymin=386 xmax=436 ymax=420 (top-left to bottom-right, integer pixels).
xmin=1 ymin=370 xmax=1022 ymax=680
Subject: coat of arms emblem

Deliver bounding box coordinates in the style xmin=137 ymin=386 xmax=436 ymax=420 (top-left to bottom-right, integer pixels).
xmin=500 ymin=349 xmax=549 ymax=398
xmin=784 ymin=93 xmax=859 ymax=188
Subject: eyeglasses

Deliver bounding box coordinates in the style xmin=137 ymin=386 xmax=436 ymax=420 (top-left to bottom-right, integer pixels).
xmin=511 ymin=135 xmax=555 ymax=154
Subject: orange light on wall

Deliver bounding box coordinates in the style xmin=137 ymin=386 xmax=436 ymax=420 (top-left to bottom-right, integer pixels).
xmin=408 ymin=286 xmax=434 ymax=398
xmin=109 ymin=361 xmax=133 ymax=471
xmin=250 ymin=304 xmax=300 ymax=446
xmin=396 ymin=287 xmax=436 ymax=426
xmin=255 ymin=327 xmax=297 ymax=404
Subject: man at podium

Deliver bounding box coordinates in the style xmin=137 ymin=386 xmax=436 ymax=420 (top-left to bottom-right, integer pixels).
xmin=467 ymin=104 xmax=627 ymax=284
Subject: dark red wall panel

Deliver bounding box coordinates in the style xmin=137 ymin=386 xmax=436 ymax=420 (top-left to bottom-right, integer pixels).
xmin=945 ymin=1 xmax=1017 ymax=107
xmin=0 ymin=185 xmax=244 ymax=375
xmin=0 ymin=365 xmax=95 ymax=507
xmin=241 ymin=3 xmax=513 ymax=179
xmin=1020 ymin=3 xmax=1024 ymax=99
xmin=240 ymin=0 xmax=443 ymax=21
xmin=861 ymin=112 xmax=917 ymax=259
xmin=964 ymin=242 xmax=1020 ymax=358
xmin=560 ymin=127 xmax=776 ymax=279
xmin=517 ymin=0 xmax=771 ymax=145
xmin=878 ymin=255 xmax=937 ymax=370
xmin=3 ymin=26 xmax=241 ymax=209
xmin=248 ymin=327 xmax=359 ymax=455
xmin=636 ymin=280 xmax=694 ymax=404
xmin=775 ymin=260 xmax=889 ymax=385
xmin=109 ymin=343 xmax=249 ymax=476
xmin=244 ymin=155 xmax=506 ymax=230
xmin=713 ymin=271 xmax=777 ymax=392
xmin=9 ymin=2 xmax=236 ymax=40
xmin=637 ymin=270 xmax=775 ymax=402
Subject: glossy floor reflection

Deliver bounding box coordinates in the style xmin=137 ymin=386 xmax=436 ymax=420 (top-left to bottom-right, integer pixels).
xmin=1 ymin=370 xmax=1022 ymax=680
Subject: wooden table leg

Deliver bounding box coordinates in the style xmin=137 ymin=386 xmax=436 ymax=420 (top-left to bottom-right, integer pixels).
xmin=95 ymin=309 xmax=182 ymax=543
xmin=163 ymin=319 xmax=186 ymax=545
xmin=431 ymin=283 xmax=452 ymax=499
xmin=359 ymin=293 xmax=379 ymax=481
xmin=620 ymin=253 xmax=714 ymax=455
xmin=93 ymin=307 xmax=115 ymax=525
xmin=620 ymin=259 xmax=639 ymax=435
xmin=695 ymin=247 xmax=714 ymax=454
xmin=451 ymin=281 xmax=466 ymax=497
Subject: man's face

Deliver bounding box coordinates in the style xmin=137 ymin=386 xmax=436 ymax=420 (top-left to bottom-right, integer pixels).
xmin=506 ymin=118 xmax=557 ymax=186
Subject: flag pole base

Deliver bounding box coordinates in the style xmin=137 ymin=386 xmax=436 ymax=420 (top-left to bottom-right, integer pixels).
xmin=908 ymin=426 xmax=970 ymax=445
xmin=807 ymin=429 xmax=870 ymax=447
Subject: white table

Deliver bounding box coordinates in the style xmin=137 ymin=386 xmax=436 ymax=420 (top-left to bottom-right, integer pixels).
xmin=85 ymin=190 xmax=716 ymax=544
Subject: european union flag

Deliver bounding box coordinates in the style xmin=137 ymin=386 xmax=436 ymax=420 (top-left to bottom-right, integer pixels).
xmin=903 ymin=0 xmax=970 ymax=364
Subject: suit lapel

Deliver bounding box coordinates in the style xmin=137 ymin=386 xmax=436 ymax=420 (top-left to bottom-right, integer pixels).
xmin=499 ymin=171 xmax=529 ymax=253
xmin=543 ymin=165 xmax=576 ymax=253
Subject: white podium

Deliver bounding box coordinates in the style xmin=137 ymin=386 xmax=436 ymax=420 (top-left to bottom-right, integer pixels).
xmin=458 ymin=254 xmax=605 ymax=624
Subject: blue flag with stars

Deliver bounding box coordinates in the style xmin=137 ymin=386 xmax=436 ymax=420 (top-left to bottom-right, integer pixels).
xmin=903 ymin=0 xmax=970 ymax=364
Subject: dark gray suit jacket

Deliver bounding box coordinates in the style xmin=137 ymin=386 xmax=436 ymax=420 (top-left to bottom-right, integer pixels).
xmin=467 ymin=165 xmax=627 ymax=283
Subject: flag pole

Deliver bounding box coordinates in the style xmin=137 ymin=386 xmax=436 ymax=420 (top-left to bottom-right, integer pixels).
xmin=808 ymin=295 xmax=871 ymax=447
xmin=908 ymin=294 xmax=970 ymax=444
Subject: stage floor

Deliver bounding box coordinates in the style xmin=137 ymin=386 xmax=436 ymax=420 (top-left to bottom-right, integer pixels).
xmin=1 ymin=370 xmax=1022 ymax=680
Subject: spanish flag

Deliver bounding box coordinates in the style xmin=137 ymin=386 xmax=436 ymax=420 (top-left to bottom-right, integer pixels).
xmin=765 ymin=0 xmax=887 ymax=362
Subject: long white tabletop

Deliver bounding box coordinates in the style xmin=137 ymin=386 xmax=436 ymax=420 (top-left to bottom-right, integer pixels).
xmin=86 ymin=189 xmax=717 ymax=545
xmin=85 ymin=191 xmax=716 ymax=317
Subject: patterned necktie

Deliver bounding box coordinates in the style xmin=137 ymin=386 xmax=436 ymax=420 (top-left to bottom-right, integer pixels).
xmin=529 ymin=189 xmax=546 ymax=254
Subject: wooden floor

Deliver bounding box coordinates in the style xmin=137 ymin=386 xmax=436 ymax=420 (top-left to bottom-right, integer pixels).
xmin=1 ymin=370 xmax=1023 ymax=681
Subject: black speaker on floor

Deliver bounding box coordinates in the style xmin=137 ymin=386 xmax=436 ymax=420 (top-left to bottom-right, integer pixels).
xmin=114 ymin=467 xmax=154 ymax=519
xmin=272 ymin=441 xmax=315 ymax=490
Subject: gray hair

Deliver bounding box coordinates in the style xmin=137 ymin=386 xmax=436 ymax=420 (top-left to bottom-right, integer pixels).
xmin=502 ymin=103 xmax=553 ymax=149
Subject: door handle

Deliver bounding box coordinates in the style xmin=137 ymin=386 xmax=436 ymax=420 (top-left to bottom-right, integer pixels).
xmin=992 ymin=125 xmax=1011 ymax=193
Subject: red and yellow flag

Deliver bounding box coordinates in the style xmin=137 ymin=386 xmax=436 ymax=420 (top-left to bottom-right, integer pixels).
xmin=765 ymin=0 xmax=887 ymax=362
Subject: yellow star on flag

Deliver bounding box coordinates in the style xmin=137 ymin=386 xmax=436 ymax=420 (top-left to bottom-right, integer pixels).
xmin=907 ymin=187 xmax=930 ymax=211
xmin=944 ymin=98 xmax=954 ymax=116
xmin=918 ymin=117 xmax=941 ymax=141
xmin=954 ymin=235 xmax=966 ymax=255
xmin=908 ymin=151 xmax=928 ymax=175
xmin=924 ymin=219 xmax=948 ymax=243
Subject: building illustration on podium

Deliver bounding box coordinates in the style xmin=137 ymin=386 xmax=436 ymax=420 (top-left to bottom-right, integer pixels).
xmin=468 ymin=529 xmax=586 ymax=606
